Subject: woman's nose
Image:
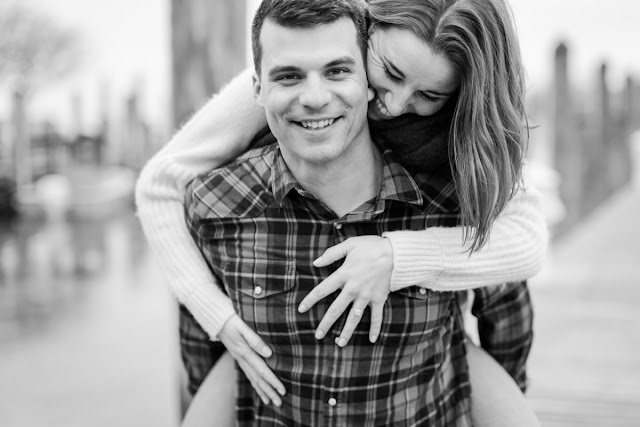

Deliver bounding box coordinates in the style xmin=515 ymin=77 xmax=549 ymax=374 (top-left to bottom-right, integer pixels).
xmin=384 ymin=89 xmax=411 ymax=116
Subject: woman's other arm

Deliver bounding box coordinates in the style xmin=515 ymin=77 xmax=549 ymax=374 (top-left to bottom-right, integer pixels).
xmin=384 ymin=184 xmax=548 ymax=291
xmin=135 ymin=67 xmax=267 ymax=338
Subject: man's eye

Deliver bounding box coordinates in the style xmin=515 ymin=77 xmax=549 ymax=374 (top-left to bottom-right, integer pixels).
xmin=328 ymin=68 xmax=349 ymax=77
xmin=276 ymin=74 xmax=300 ymax=81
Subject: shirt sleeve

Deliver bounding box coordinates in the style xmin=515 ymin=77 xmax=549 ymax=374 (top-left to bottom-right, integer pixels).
xmin=471 ymin=282 xmax=534 ymax=392
xmin=135 ymin=67 xmax=268 ymax=340
xmin=383 ymin=183 xmax=549 ymax=292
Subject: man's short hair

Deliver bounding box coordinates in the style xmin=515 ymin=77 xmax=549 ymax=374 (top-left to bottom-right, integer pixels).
xmin=251 ymin=0 xmax=369 ymax=75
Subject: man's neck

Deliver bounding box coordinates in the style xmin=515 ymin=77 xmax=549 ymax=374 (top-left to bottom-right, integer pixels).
xmin=282 ymin=140 xmax=383 ymax=218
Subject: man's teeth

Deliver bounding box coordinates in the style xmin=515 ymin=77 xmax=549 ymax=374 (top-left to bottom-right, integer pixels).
xmin=300 ymin=118 xmax=335 ymax=129
xmin=376 ymin=97 xmax=391 ymax=117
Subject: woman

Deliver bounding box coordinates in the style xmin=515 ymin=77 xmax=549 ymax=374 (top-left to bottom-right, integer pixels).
xmin=136 ymin=0 xmax=545 ymax=424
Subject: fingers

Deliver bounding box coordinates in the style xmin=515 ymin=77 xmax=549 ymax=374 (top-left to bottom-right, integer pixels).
xmin=313 ymin=239 xmax=353 ymax=267
xmin=298 ymin=272 xmax=342 ymax=313
xmin=368 ymin=302 xmax=384 ymax=343
xmin=313 ymin=294 xmax=352 ymax=340
xmin=237 ymin=327 xmax=286 ymax=397
xmin=219 ymin=315 xmax=287 ymax=406
xmin=239 ymin=360 xmax=279 ymax=406
xmin=241 ymin=322 xmax=273 ymax=358
xmin=335 ymin=301 xmax=368 ymax=347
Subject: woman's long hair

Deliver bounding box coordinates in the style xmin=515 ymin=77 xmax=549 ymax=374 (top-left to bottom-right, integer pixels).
xmin=368 ymin=0 xmax=529 ymax=252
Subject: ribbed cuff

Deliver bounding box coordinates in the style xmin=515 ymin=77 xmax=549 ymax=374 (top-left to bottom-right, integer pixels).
xmin=382 ymin=230 xmax=445 ymax=292
xmin=184 ymin=283 xmax=236 ymax=341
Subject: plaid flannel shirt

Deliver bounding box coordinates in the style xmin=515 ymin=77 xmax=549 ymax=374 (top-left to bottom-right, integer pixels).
xmin=185 ymin=144 xmax=472 ymax=426
xmin=472 ymin=281 xmax=533 ymax=392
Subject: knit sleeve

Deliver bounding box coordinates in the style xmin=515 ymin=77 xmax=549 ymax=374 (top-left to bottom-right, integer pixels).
xmin=135 ymin=67 xmax=268 ymax=339
xmin=383 ymin=184 xmax=549 ymax=292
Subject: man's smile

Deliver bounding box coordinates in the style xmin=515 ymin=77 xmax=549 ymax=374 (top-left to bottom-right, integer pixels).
xmin=294 ymin=117 xmax=342 ymax=130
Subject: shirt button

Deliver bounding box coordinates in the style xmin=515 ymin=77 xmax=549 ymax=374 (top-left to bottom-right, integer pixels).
xmin=419 ymin=287 xmax=427 ymax=295
xmin=328 ymin=397 xmax=337 ymax=406
xmin=254 ymin=286 xmax=263 ymax=295
xmin=334 ymin=222 xmax=343 ymax=230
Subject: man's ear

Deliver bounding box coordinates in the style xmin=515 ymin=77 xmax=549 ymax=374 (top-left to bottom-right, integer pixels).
xmin=367 ymin=86 xmax=376 ymax=102
xmin=252 ymin=73 xmax=264 ymax=107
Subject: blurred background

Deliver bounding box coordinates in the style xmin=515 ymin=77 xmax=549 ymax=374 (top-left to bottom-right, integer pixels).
xmin=0 ymin=0 xmax=639 ymax=426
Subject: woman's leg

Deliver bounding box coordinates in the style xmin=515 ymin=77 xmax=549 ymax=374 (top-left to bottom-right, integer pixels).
xmin=180 ymin=342 xmax=539 ymax=427
xmin=181 ymin=351 xmax=236 ymax=427
xmin=467 ymin=343 xmax=540 ymax=427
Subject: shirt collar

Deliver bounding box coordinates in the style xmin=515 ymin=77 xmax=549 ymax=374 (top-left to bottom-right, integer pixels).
xmin=377 ymin=148 xmax=424 ymax=208
xmin=269 ymin=144 xmax=424 ymax=211
xmin=270 ymin=147 xmax=303 ymax=206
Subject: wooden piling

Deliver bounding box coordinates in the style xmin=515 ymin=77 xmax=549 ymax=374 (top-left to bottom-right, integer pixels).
xmin=170 ymin=0 xmax=247 ymax=128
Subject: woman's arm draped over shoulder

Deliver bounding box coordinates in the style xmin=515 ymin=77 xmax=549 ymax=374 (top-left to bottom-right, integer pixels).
xmin=135 ymin=67 xmax=267 ymax=338
xmin=384 ymin=184 xmax=548 ymax=292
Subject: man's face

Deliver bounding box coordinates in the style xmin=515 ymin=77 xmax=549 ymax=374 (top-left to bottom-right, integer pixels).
xmin=253 ymin=17 xmax=371 ymax=168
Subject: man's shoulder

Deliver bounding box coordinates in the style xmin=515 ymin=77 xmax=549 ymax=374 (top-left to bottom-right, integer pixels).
xmin=185 ymin=144 xmax=278 ymax=220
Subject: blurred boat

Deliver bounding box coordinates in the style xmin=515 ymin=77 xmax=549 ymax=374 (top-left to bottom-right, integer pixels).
xmin=15 ymin=166 xmax=137 ymax=219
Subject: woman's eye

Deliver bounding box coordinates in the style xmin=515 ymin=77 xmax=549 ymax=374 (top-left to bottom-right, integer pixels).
xmin=383 ymin=65 xmax=401 ymax=82
xmin=419 ymin=92 xmax=439 ymax=102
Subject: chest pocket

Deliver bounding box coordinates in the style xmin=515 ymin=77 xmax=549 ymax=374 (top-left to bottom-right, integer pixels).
xmin=222 ymin=258 xmax=297 ymax=298
xmin=222 ymin=258 xmax=298 ymax=342
xmin=379 ymin=286 xmax=452 ymax=348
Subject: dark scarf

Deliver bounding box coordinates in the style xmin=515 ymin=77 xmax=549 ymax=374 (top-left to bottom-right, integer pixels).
xmin=368 ymin=95 xmax=456 ymax=175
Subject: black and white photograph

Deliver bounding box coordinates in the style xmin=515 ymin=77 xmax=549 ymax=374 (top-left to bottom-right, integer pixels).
xmin=0 ymin=0 xmax=639 ymax=426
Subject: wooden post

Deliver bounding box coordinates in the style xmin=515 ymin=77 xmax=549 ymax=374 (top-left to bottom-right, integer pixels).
xmin=596 ymin=62 xmax=611 ymax=201
xmin=552 ymin=42 xmax=581 ymax=229
xmin=12 ymin=85 xmax=31 ymax=191
xmin=125 ymin=90 xmax=145 ymax=169
xmin=171 ymin=0 xmax=247 ymax=129
xmin=635 ymin=81 xmax=640 ymax=131
xmin=619 ymin=75 xmax=635 ymax=186
xmin=98 ymin=80 xmax=110 ymax=165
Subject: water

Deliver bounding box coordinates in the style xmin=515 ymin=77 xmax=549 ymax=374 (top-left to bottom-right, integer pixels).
xmin=0 ymin=209 xmax=180 ymax=427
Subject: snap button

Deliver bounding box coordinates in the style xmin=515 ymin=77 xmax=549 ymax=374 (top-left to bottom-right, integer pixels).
xmin=419 ymin=287 xmax=427 ymax=295
xmin=328 ymin=397 xmax=337 ymax=406
xmin=254 ymin=286 xmax=263 ymax=295
xmin=334 ymin=222 xmax=342 ymax=230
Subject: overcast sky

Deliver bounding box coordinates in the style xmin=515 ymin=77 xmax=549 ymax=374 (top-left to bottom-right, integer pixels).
xmin=15 ymin=0 xmax=640 ymax=131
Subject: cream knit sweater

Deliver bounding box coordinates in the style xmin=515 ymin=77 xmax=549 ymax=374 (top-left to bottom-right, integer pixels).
xmin=135 ymin=68 xmax=548 ymax=340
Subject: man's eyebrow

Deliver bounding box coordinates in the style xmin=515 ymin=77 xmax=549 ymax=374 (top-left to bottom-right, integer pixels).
xmin=267 ymin=65 xmax=301 ymax=78
xmin=325 ymin=56 xmax=357 ymax=68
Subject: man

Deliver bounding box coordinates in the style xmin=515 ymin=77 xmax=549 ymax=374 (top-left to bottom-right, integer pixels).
xmin=185 ymin=0 xmax=473 ymax=425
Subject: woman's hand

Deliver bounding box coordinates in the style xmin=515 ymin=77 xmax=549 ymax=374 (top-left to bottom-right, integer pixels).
xmin=298 ymin=236 xmax=394 ymax=346
xmin=218 ymin=314 xmax=286 ymax=406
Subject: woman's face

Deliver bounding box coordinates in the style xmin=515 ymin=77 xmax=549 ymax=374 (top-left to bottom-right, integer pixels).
xmin=366 ymin=26 xmax=460 ymax=120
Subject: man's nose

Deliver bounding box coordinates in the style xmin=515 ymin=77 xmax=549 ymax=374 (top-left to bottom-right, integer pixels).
xmin=384 ymin=89 xmax=411 ymax=116
xmin=298 ymin=75 xmax=331 ymax=109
